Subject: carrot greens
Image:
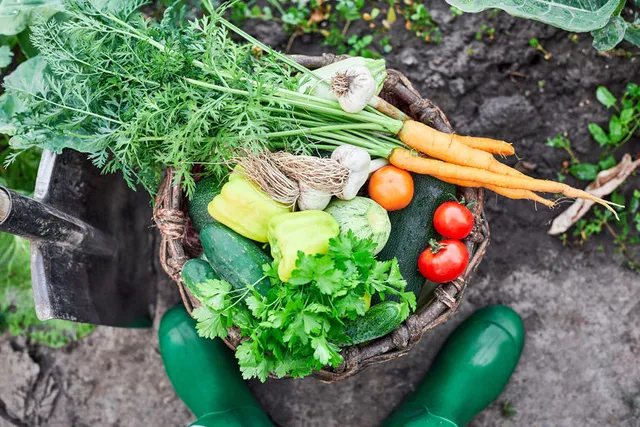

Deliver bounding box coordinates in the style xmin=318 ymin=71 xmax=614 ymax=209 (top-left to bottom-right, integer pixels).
xmin=2 ymin=0 xmax=403 ymax=195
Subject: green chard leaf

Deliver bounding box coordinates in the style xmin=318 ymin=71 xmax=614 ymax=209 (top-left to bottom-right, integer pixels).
xmin=591 ymin=16 xmax=627 ymax=51
xmin=0 ymin=0 xmax=63 ymax=36
xmin=623 ymin=21 xmax=640 ymax=46
xmin=443 ymin=0 xmax=620 ymax=32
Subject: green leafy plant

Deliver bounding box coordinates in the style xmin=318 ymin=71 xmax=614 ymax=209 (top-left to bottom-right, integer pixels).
xmin=546 ymin=84 xmax=640 ymax=270
xmin=529 ymin=38 xmax=552 ymax=60
xmin=0 ymin=45 xmax=13 ymax=69
xmin=450 ymin=6 xmax=464 ymax=18
xmin=546 ymin=83 xmax=639 ymax=182
xmin=1 ymin=8 xmax=96 ymax=344
xmin=402 ymin=1 xmax=442 ymax=42
xmin=502 ymin=400 xmax=518 ymax=417
xmin=589 ymin=84 xmax=640 ymax=152
xmin=193 ymin=231 xmax=416 ymax=381
xmin=340 ymin=33 xmax=375 ymax=57
xmin=445 ymin=0 xmax=640 ymax=51
xmin=475 ymin=24 xmax=495 ymax=40
xmin=0 ymin=233 xmax=96 ymax=347
xmin=545 ymin=133 xmax=614 ymax=181
xmin=222 ymin=0 xmax=441 ymax=58
xmin=0 ymin=1 xmax=411 ymax=196
xmin=569 ymin=190 xmax=640 ymax=270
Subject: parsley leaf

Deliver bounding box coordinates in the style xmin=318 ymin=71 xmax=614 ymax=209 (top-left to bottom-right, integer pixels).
xmin=193 ymin=306 xmax=228 ymax=339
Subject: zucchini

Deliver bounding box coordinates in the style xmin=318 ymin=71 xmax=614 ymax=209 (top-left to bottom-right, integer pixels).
xmin=188 ymin=176 xmax=223 ymax=232
xmin=181 ymin=258 xmax=219 ymax=299
xmin=333 ymin=301 xmax=405 ymax=346
xmin=376 ymin=174 xmax=455 ymax=300
xmin=200 ymin=222 xmax=271 ymax=297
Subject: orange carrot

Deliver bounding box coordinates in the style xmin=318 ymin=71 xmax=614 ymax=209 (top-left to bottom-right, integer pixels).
xmin=398 ymin=121 xmax=526 ymax=178
xmin=454 ymin=135 xmax=515 ymax=156
xmin=389 ymin=148 xmax=621 ymax=217
xmin=431 ymin=175 xmax=555 ymax=207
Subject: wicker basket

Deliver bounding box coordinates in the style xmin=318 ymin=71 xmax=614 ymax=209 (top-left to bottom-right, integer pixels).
xmin=153 ymin=54 xmax=490 ymax=383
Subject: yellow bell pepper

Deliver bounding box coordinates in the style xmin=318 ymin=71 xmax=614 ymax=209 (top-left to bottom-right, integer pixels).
xmin=208 ymin=172 xmax=291 ymax=243
xmin=267 ymin=210 xmax=340 ymax=282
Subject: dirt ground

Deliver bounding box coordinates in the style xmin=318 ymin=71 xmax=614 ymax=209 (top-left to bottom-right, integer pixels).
xmin=1 ymin=5 xmax=639 ymax=427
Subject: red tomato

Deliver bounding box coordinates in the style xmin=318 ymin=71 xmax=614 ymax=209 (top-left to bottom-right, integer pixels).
xmin=433 ymin=201 xmax=474 ymax=239
xmin=418 ymin=239 xmax=469 ymax=283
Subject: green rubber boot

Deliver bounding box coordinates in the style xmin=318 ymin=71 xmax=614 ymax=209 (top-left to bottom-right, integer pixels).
xmin=158 ymin=305 xmax=273 ymax=427
xmin=384 ymin=305 xmax=525 ymax=427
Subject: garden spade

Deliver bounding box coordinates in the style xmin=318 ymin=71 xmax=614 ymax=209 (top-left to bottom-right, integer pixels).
xmin=0 ymin=149 xmax=157 ymax=327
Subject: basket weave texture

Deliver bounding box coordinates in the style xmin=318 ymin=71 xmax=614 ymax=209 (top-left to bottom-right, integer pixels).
xmin=153 ymin=54 xmax=490 ymax=382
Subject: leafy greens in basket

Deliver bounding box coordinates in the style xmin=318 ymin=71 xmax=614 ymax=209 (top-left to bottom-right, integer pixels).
xmin=193 ymin=230 xmax=416 ymax=381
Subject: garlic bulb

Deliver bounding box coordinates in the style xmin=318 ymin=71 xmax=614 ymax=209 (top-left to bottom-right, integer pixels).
xmin=297 ymin=182 xmax=332 ymax=211
xmin=331 ymin=145 xmax=371 ymax=200
xmin=297 ymin=57 xmax=387 ymax=102
xmin=330 ymin=66 xmax=377 ymax=113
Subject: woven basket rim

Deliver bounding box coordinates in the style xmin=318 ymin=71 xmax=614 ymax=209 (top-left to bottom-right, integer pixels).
xmin=153 ymin=54 xmax=490 ymax=383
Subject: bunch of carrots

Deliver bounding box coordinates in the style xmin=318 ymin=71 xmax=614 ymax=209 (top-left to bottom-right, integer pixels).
xmin=386 ymin=120 xmax=622 ymax=216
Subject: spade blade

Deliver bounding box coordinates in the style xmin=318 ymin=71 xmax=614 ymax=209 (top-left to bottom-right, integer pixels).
xmin=1 ymin=149 xmax=157 ymax=327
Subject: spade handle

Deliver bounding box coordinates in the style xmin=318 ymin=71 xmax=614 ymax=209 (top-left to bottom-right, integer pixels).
xmin=0 ymin=186 xmax=115 ymax=257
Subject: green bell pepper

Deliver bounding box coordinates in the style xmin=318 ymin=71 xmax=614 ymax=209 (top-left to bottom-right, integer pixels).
xmin=267 ymin=210 xmax=340 ymax=282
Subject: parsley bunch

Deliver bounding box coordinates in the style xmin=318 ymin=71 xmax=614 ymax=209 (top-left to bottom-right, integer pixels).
xmin=193 ymin=231 xmax=415 ymax=381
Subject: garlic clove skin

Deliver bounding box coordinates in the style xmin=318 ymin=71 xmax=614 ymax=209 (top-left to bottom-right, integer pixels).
xmin=339 ymin=172 xmax=368 ymax=200
xmin=331 ymin=145 xmax=371 ymax=200
xmin=331 ymin=144 xmax=371 ymax=173
xmin=331 ymin=66 xmax=377 ymax=114
xmin=297 ymin=182 xmax=333 ymax=211
xmin=338 ymin=94 xmax=368 ymax=114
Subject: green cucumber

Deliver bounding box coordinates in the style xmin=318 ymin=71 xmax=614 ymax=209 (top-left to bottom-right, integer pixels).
xmin=376 ymin=174 xmax=455 ymax=300
xmin=181 ymin=258 xmax=219 ymax=299
xmin=200 ymin=222 xmax=271 ymax=297
xmin=188 ymin=176 xmax=223 ymax=232
xmin=333 ymin=301 xmax=405 ymax=346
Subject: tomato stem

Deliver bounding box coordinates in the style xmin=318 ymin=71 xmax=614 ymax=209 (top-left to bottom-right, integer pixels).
xmin=428 ymin=238 xmax=445 ymax=254
xmin=446 ymin=193 xmax=477 ymax=210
